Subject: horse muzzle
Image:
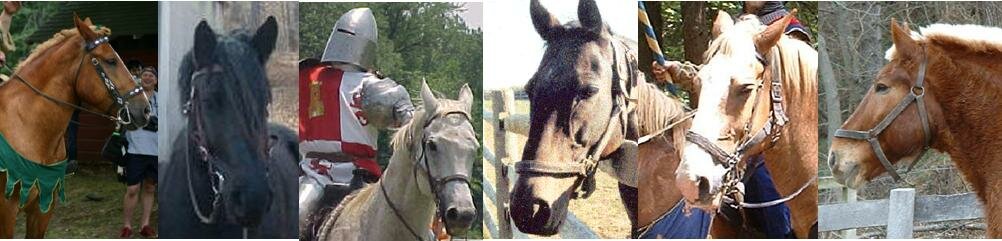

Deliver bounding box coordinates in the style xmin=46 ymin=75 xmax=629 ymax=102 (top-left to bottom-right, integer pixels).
xmin=508 ymin=174 xmax=574 ymax=236
xmin=225 ymin=175 xmax=273 ymax=227
xmin=437 ymin=181 xmax=477 ymax=236
xmin=828 ymin=150 xmax=866 ymax=189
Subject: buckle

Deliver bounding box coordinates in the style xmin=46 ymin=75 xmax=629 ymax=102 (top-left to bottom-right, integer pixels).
xmin=911 ymin=86 xmax=925 ymax=97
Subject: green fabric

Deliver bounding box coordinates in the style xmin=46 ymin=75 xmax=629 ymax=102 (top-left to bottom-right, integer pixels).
xmin=0 ymin=133 xmax=66 ymax=213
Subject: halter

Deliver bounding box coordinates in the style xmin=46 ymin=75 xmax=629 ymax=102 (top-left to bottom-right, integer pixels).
xmin=833 ymin=51 xmax=933 ymax=181
xmin=182 ymin=63 xmax=228 ymax=225
xmin=5 ymin=35 xmax=144 ymax=126
xmin=514 ymin=40 xmax=637 ymax=199
xmin=685 ymin=46 xmax=812 ymax=209
xmin=380 ymin=108 xmax=475 ymax=241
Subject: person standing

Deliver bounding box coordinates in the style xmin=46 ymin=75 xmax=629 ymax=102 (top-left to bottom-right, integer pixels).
xmin=120 ymin=66 xmax=158 ymax=238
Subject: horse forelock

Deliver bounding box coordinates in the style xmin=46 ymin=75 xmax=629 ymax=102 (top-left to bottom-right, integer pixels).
xmin=703 ymin=19 xmax=760 ymax=65
xmin=15 ymin=26 xmax=112 ymax=71
xmin=391 ymin=99 xmax=470 ymax=161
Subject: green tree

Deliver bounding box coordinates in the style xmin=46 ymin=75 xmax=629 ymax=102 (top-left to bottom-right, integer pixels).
xmin=1 ymin=2 xmax=60 ymax=76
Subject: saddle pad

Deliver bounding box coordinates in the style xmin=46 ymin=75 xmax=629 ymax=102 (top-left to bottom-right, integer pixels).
xmin=0 ymin=133 xmax=66 ymax=213
xmin=639 ymin=200 xmax=711 ymax=239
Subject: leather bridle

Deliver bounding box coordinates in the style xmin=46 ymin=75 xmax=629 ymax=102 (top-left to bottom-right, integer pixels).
xmin=514 ymin=40 xmax=637 ymax=199
xmin=833 ymin=52 xmax=933 ymax=181
xmin=5 ymin=35 xmax=145 ymax=126
xmin=380 ymin=108 xmax=475 ymax=241
xmin=182 ymin=63 xmax=229 ymax=225
xmin=685 ymin=47 xmax=812 ymax=209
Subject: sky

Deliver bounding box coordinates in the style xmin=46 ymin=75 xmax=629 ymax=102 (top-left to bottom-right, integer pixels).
xmin=458 ymin=2 xmax=483 ymax=29
xmin=483 ymin=0 xmax=638 ymax=90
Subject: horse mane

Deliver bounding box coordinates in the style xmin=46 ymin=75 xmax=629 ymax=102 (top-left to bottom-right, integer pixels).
xmin=16 ymin=26 xmax=112 ymax=71
xmin=634 ymin=82 xmax=687 ymax=137
xmin=886 ymin=24 xmax=1002 ymax=60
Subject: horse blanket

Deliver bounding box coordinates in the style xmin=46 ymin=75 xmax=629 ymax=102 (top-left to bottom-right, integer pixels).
xmin=742 ymin=155 xmax=794 ymax=238
xmin=639 ymin=199 xmax=712 ymax=239
xmin=0 ymin=133 xmax=65 ymax=213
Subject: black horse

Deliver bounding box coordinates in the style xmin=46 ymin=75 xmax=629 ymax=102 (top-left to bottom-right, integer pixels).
xmin=160 ymin=16 xmax=297 ymax=238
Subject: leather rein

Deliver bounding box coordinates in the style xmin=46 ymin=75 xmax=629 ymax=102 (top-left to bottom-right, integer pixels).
xmin=514 ymin=40 xmax=637 ymax=199
xmin=685 ymin=47 xmax=812 ymax=209
xmin=834 ymin=52 xmax=933 ymax=181
xmin=181 ymin=62 xmax=230 ymax=225
xmin=379 ymin=108 xmax=475 ymax=241
xmin=3 ymin=35 xmax=144 ymax=127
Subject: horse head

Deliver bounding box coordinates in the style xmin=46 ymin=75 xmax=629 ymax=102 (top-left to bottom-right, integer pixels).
xmin=410 ymin=80 xmax=479 ymax=235
xmin=829 ymin=20 xmax=946 ymax=189
xmin=71 ymin=14 xmax=151 ymax=130
xmin=179 ymin=16 xmax=278 ymax=228
xmin=510 ymin=0 xmax=633 ymax=235
xmin=674 ymin=10 xmax=795 ymax=210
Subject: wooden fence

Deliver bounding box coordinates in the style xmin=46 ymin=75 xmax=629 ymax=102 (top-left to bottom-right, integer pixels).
xmin=818 ymin=177 xmax=983 ymax=238
xmin=482 ymin=89 xmax=600 ymax=239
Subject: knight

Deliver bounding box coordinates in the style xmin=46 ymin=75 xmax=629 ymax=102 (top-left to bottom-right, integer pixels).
xmin=297 ymin=7 xmax=415 ymax=233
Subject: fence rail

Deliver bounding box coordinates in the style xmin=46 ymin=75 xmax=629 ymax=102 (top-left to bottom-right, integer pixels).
xmin=482 ymin=89 xmax=600 ymax=239
xmin=819 ymin=177 xmax=983 ymax=238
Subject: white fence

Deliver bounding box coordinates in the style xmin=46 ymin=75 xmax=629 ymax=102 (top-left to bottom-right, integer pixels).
xmin=482 ymin=89 xmax=600 ymax=239
xmin=818 ymin=177 xmax=983 ymax=238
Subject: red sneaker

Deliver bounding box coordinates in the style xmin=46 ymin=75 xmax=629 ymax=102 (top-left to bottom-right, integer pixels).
xmin=118 ymin=227 xmax=132 ymax=238
xmin=139 ymin=225 xmax=156 ymax=238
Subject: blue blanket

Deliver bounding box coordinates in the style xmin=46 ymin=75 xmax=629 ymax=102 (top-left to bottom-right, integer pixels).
xmin=743 ymin=155 xmax=795 ymax=238
xmin=639 ymin=200 xmax=711 ymax=239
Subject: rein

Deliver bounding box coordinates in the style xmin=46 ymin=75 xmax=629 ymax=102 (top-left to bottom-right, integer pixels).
xmin=514 ymin=39 xmax=637 ymax=199
xmin=380 ymin=109 xmax=474 ymax=241
xmin=833 ymin=50 xmax=933 ymax=181
xmin=2 ymin=35 xmax=144 ymax=127
xmin=182 ymin=63 xmax=228 ymax=226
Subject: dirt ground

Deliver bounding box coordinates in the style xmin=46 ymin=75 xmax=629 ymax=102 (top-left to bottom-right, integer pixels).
xmin=482 ymin=99 xmax=631 ymax=239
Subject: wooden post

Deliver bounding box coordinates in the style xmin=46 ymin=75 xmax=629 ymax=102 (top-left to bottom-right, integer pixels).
xmin=491 ymin=90 xmax=515 ymax=239
xmin=886 ymin=188 xmax=915 ymax=239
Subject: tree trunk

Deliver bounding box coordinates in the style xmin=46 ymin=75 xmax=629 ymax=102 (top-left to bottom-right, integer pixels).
xmin=819 ymin=37 xmax=841 ymax=148
xmin=681 ymin=2 xmax=708 ymax=64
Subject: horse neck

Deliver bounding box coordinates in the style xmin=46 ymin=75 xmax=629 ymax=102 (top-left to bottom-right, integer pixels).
xmin=923 ymin=47 xmax=1002 ymax=195
xmin=375 ymin=142 xmax=436 ymax=236
xmin=0 ymin=37 xmax=83 ymax=163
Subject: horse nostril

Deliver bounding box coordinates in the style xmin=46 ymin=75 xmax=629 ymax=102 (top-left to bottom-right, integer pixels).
xmin=531 ymin=198 xmax=550 ymax=218
xmin=828 ymin=152 xmax=838 ymax=169
xmin=697 ymin=176 xmax=711 ymax=199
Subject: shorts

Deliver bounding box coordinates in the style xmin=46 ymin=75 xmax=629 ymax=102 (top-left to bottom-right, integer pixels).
xmin=124 ymin=153 xmax=157 ymax=186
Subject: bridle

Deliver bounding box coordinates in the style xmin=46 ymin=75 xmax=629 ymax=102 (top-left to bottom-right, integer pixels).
xmin=685 ymin=46 xmax=812 ymax=209
xmin=182 ymin=63 xmax=228 ymax=225
xmin=514 ymin=39 xmax=637 ymax=199
xmin=833 ymin=50 xmax=933 ymax=181
xmin=380 ymin=108 xmax=475 ymax=241
xmin=4 ymin=35 xmax=145 ymax=126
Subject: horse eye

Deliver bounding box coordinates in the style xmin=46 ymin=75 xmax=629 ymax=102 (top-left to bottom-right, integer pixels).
xmin=105 ymin=59 xmax=117 ymax=66
xmin=578 ymin=86 xmax=598 ymax=99
xmin=426 ymin=140 xmax=437 ymax=151
xmin=874 ymin=83 xmax=890 ymax=93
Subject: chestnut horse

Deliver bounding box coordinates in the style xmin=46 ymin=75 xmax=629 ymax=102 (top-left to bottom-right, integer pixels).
xmin=509 ymin=0 xmax=640 ymax=236
xmin=829 ymin=20 xmax=1002 ymax=237
xmin=0 ymin=15 xmax=150 ymax=238
xmin=673 ymin=11 xmax=818 ymax=238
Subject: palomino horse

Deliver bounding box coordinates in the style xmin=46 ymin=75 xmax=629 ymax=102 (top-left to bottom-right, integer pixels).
xmin=160 ymin=17 xmax=297 ymax=238
xmin=829 ymin=21 xmax=1002 ymax=237
xmin=673 ymin=11 xmax=818 ymax=238
xmin=311 ymin=81 xmax=479 ymax=241
xmin=510 ymin=0 xmax=640 ymax=236
xmin=0 ymin=15 xmax=150 ymax=238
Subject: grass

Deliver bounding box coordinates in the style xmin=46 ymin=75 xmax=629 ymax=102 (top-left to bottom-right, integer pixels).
xmin=11 ymin=162 xmax=157 ymax=239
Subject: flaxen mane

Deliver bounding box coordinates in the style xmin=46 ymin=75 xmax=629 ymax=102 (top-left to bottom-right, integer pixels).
xmin=886 ymin=24 xmax=1002 ymax=60
xmin=15 ymin=26 xmax=111 ymax=71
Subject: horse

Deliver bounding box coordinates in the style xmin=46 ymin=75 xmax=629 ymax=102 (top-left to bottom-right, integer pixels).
xmin=509 ymin=0 xmax=640 ymax=236
xmin=310 ymin=81 xmax=479 ymax=241
xmin=0 ymin=15 xmax=150 ymax=238
xmin=828 ymin=20 xmax=1002 ymax=237
xmin=159 ymin=16 xmax=296 ymax=238
xmin=672 ymin=11 xmax=818 ymax=238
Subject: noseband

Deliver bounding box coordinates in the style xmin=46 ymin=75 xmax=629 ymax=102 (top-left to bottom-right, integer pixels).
xmin=6 ymin=35 xmax=144 ymax=126
xmin=834 ymin=53 xmax=932 ymax=181
xmin=514 ymin=40 xmax=637 ymax=199
xmin=380 ymin=108 xmax=475 ymax=241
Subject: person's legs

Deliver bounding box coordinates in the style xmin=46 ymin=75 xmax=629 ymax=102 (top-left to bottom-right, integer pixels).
xmin=139 ymin=154 xmax=157 ymax=237
xmin=122 ymin=184 xmax=140 ymax=235
xmin=121 ymin=153 xmax=145 ymax=237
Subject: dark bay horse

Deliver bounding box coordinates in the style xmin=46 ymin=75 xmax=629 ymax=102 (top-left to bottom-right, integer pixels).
xmin=673 ymin=11 xmax=818 ymax=238
xmin=160 ymin=16 xmax=297 ymax=238
xmin=0 ymin=15 xmax=150 ymax=238
xmin=509 ymin=0 xmax=640 ymax=236
xmin=829 ymin=20 xmax=1002 ymax=237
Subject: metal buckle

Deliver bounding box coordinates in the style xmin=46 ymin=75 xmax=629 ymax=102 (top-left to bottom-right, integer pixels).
xmin=911 ymin=86 xmax=925 ymax=97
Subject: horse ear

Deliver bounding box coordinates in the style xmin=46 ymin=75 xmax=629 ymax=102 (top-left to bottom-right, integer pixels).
xmin=530 ymin=0 xmax=560 ymax=42
xmin=252 ymin=16 xmax=279 ymax=64
xmin=421 ymin=79 xmax=439 ymax=113
xmin=890 ymin=19 xmax=919 ymax=61
xmin=711 ymin=10 xmax=733 ymax=39
xmin=578 ymin=0 xmax=602 ymax=34
xmin=73 ymin=13 xmax=97 ymax=41
xmin=193 ymin=20 xmax=217 ymax=68
xmin=754 ymin=9 xmax=795 ymax=55
xmin=458 ymin=83 xmax=473 ymax=112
